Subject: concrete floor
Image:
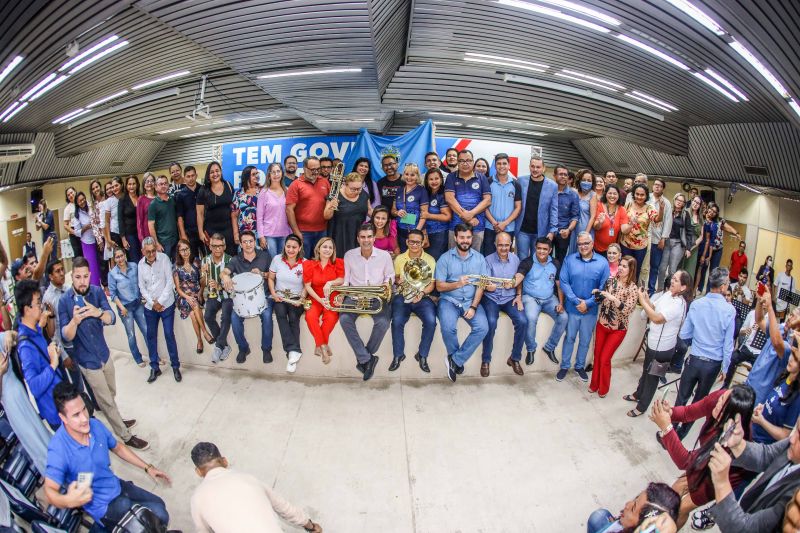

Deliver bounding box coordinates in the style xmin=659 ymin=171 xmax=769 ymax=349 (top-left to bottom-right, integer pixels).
xmin=97 ymin=348 xmax=723 ymax=533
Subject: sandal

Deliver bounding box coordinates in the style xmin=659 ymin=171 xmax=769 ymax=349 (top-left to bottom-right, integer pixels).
xmin=314 ymin=347 xmax=323 ymax=358
xmin=626 ymin=409 xmax=644 ymax=417
xmin=321 ymin=345 xmax=331 ymax=365
xmin=622 ymin=394 xmax=638 ymax=402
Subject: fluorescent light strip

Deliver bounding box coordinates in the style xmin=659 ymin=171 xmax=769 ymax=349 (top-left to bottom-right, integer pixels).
xmin=738 ymin=183 xmax=762 ymax=194
xmin=617 ymin=34 xmax=690 ymax=70
xmin=250 ymin=122 xmax=292 ymax=128
xmin=131 ymin=70 xmax=190 ymax=90
xmin=52 ymin=108 xmax=86 ymax=124
xmin=692 ymin=72 xmax=739 ymax=102
xmin=69 ymin=40 xmax=128 ymax=74
xmin=664 ymin=0 xmax=725 ymax=35
xmin=58 ymin=109 xmax=91 ymax=123
xmin=180 ymin=131 xmax=213 ymax=138
xmin=59 ymin=35 xmax=119 ymax=71
xmin=429 ymin=112 xmax=474 ymax=118
xmin=0 ymin=101 xmax=21 ymax=122
xmin=509 ymin=129 xmax=548 ymax=136
xmin=20 ymin=73 xmax=57 ymax=100
xmin=467 ymin=124 xmax=507 ymax=131
xmin=214 ymin=126 xmax=250 ymax=133
xmin=554 ymin=72 xmax=619 ymax=91
xmin=157 ymin=127 xmax=190 ymax=135
xmin=464 ymin=57 xmax=548 ymax=72
xmin=729 ymin=39 xmax=789 ymax=98
xmin=317 ymin=119 xmax=375 ymax=123
xmin=258 ymin=67 xmax=361 ymax=79
xmin=704 ymin=69 xmax=747 ymax=101
xmin=2 ymin=101 xmax=28 ymax=123
xmin=69 ymin=87 xmax=180 ymax=128
xmin=423 ymin=121 xmax=463 ymax=127
xmin=630 ymin=90 xmax=679 ymax=111
xmin=625 ymin=93 xmax=675 ymax=112
xmin=233 ymin=116 xmax=276 ymax=122
xmin=533 ymin=0 xmax=621 ymax=25
xmin=789 ymin=100 xmax=800 ymax=120
xmin=482 ymin=117 xmax=523 ymax=124
xmin=28 ymin=74 xmax=69 ymax=101
xmin=465 ymin=53 xmax=548 ymax=69
xmin=0 ymin=55 xmax=23 ymax=85
xmin=527 ymin=122 xmax=567 ymax=130
xmin=86 ymin=90 xmax=129 ymax=108
xmin=498 ymin=0 xmax=611 ymax=33
xmin=560 ymin=69 xmax=625 ymax=89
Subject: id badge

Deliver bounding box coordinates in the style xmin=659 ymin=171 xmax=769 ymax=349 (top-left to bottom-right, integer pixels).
xmin=608 ymin=227 xmax=615 ymax=237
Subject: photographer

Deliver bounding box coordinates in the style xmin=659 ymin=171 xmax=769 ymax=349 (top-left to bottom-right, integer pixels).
xmin=587 ymin=482 xmax=679 ymax=533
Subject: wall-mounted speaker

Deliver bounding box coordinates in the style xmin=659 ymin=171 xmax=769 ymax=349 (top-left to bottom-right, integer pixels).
xmin=29 ymin=188 xmax=43 ymax=213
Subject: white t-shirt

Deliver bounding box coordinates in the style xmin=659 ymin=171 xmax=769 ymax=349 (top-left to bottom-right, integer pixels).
xmin=268 ymin=255 xmax=304 ymax=295
xmin=730 ymin=282 xmax=753 ymax=304
xmin=646 ymin=292 xmax=686 ymax=351
xmin=103 ymin=196 xmax=120 ymax=234
xmin=775 ymin=272 xmax=795 ymax=312
xmin=740 ymin=310 xmax=763 ymax=355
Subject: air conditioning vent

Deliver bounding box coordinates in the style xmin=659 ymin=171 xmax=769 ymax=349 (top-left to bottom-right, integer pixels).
xmin=743 ymin=165 xmax=769 ymax=176
xmin=0 ymin=144 xmax=35 ymax=163
xmin=110 ymin=161 xmax=125 ymax=168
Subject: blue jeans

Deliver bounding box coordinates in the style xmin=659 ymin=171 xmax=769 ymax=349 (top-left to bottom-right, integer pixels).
xmin=620 ymin=245 xmax=647 ymax=281
xmin=516 ymin=231 xmax=535 ymax=260
xmin=143 ymin=304 xmax=179 ymax=369
xmin=263 ymin=236 xmax=286 ymax=258
xmin=697 ymin=246 xmax=723 ymax=293
xmin=231 ymin=298 xmax=274 ymax=353
xmin=117 ymin=302 xmax=147 ymax=364
xmin=397 ymin=227 xmax=410 ymax=253
xmin=391 ymin=295 xmax=437 ymax=359
xmin=426 ymin=231 xmax=448 ymax=260
xmin=522 ymin=294 xmax=568 ymax=353
xmin=587 ymin=509 xmax=615 ymax=533
xmin=94 ymin=479 xmax=169 ymax=531
xmin=561 ymin=311 xmax=598 ymax=370
xmin=301 ymin=230 xmax=326 ymax=259
xmin=648 ymin=242 xmax=664 ymax=294
xmin=481 ymin=298 xmax=527 ymax=362
xmin=482 ymin=228 xmax=498 ymax=256
xmin=438 ymin=299 xmax=489 ymax=367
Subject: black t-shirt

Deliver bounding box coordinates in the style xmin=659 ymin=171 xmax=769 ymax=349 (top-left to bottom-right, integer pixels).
xmin=227 ymin=249 xmax=272 ymax=276
xmin=669 ymin=211 xmax=685 ymax=240
xmin=196 ymin=181 xmax=234 ymax=233
xmin=175 ymin=184 xmax=199 ymax=232
xmin=520 ymin=179 xmax=544 ymax=234
xmin=377 ymin=176 xmax=403 ymax=211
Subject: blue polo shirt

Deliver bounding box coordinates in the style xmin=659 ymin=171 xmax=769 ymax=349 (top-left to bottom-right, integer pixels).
xmin=556 ymin=187 xmax=580 ymax=229
xmin=46 ymin=418 xmax=121 ymax=522
xmin=435 ymin=247 xmax=488 ymax=305
xmin=445 ymin=172 xmax=491 ymax=230
xmin=485 ymin=178 xmax=522 ymax=231
xmin=57 ymin=286 xmax=116 ymax=370
xmin=518 ymin=256 xmax=560 ymax=300
xmin=484 ymin=252 xmax=520 ymax=304
xmin=16 ymin=322 xmax=62 ymax=428
xmin=746 ymin=318 xmax=792 ymax=404
xmin=679 ymin=293 xmax=735 ymax=375
xmin=559 ymin=251 xmax=609 ymax=314
xmin=426 ymin=189 xmax=448 ymax=234
xmin=395 ymin=185 xmax=430 ymax=231
xmin=752 ymin=379 xmax=800 ymax=444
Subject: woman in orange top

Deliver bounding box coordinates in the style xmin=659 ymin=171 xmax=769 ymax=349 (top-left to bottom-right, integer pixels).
xmin=303 ymin=237 xmax=344 ymax=364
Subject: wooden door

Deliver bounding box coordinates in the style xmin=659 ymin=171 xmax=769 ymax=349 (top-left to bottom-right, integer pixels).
xmin=5 ymin=217 xmax=27 ymax=259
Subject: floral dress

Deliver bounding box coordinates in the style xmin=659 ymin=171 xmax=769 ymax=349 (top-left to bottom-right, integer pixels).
xmin=231 ymin=189 xmax=259 ymax=235
xmin=620 ymin=203 xmax=658 ymax=250
xmin=174 ymin=261 xmax=201 ymax=319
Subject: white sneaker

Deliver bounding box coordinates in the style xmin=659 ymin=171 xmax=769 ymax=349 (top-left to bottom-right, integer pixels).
xmin=220 ymin=345 xmax=232 ymax=361
xmin=287 ymin=361 xmax=297 ymax=373
xmin=288 ymin=350 xmax=302 ymax=364
xmin=211 ymin=346 xmax=222 ymax=364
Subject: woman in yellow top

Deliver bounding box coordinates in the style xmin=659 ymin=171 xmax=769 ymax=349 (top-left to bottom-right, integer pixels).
xmin=620 ymin=183 xmax=658 ymax=274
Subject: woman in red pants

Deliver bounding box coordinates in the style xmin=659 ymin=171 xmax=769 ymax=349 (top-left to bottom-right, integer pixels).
xmin=589 ymin=255 xmax=639 ymax=396
xmin=303 ymin=237 xmax=344 ymax=364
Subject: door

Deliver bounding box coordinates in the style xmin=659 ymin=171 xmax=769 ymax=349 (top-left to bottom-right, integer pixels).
xmin=5 ymin=217 xmax=27 ymax=259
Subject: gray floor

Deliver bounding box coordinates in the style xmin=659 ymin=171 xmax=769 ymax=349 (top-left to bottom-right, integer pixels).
xmin=104 ymin=350 xmax=710 ymax=532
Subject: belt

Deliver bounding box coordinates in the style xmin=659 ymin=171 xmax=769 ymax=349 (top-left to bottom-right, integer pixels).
xmin=691 ymin=354 xmax=721 ymax=364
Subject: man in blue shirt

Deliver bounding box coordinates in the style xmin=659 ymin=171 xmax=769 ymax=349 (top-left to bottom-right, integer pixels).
xmin=674 ymin=267 xmax=736 ymax=439
xmin=480 ymin=232 xmax=527 ymax=376
xmin=516 ymin=157 xmax=559 ymax=260
xmin=58 ymin=257 xmax=148 ymax=450
xmin=436 ymin=224 xmax=489 ymax=382
xmin=552 ymin=165 xmax=579 ymax=263
xmin=514 ymin=237 xmax=568 ymax=367
xmin=44 ymin=382 xmax=172 ymax=530
xmin=444 ymin=149 xmax=491 ymax=252
xmin=482 ymin=154 xmax=521 ymax=256
xmin=558 ymin=232 xmax=610 ymax=382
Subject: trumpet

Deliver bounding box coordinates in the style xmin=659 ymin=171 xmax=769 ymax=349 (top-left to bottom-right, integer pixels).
xmin=327 ymin=161 xmax=345 ymax=209
xmin=329 ymin=284 xmax=391 ymax=314
xmin=398 ymin=258 xmax=433 ymax=303
xmin=466 ymin=275 xmax=515 ymax=290
xmin=275 ymin=289 xmax=312 ymax=310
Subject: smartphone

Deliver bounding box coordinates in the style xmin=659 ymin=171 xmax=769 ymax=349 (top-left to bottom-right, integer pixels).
xmin=75 ymin=295 xmax=86 ymax=307
xmin=718 ymin=422 xmax=737 ymax=447
xmin=757 ymin=282 xmax=766 ymax=297
xmin=660 ymin=387 xmax=670 ymax=403
xmin=77 ymin=472 xmax=93 ymax=489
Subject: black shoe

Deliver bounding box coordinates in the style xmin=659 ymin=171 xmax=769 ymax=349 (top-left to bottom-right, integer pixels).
xmin=262 ymin=350 xmax=273 ymax=364
xmin=667 ymin=365 xmax=682 ymax=375
xmin=363 ymin=355 xmax=379 ymax=381
xmin=173 ymin=368 xmax=182 ymax=382
xmin=389 ymin=355 xmax=405 ymax=371
xmin=544 ymin=348 xmax=558 ymax=365
xmin=525 ymin=350 xmax=535 ymax=366
xmin=445 ymin=354 xmax=457 ymax=382
xmin=356 ymin=362 xmax=367 ymax=374
xmin=415 ymin=353 xmax=430 ymax=373
xmin=236 ymin=348 xmax=250 ymax=364
xmin=147 ymin=369 xmax=161 ymax=383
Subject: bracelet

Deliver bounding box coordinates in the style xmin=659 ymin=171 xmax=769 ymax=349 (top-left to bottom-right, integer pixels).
xmin=659 ymin=424 xmax=674 ymax=439
xmin=469 ymin=305 xmax=477 ymax=311
xmin=144 ymin=463 xmax=154 ymax=474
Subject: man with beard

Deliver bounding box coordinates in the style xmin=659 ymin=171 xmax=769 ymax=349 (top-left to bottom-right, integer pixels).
xmin=283 ymin=155 xmax=298 ymax=187
xmin=57 ymin=257 xmax=148 ymax=449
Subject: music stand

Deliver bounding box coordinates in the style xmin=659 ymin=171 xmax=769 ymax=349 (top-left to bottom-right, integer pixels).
xmin=750 ymin=329 xmax=768 ymax=352
xmin=778 ymin=288 xmax=800 ymax=307
xmin=731 ymin=299 xmax=750 ymax=322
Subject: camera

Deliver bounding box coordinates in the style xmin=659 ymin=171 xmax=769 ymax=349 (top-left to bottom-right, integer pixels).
xmin=593 ymin=291 xmax=605 ymax=303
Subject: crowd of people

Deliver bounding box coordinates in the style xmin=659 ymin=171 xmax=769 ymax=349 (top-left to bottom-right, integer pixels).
xmin=0 ymin=150 xmax=798 ymax=531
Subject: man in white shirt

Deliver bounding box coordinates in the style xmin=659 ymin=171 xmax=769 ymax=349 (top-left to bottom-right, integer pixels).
xmin=647 ymin=178 xmax=672 ymax=295
xmin=730 ymin=268 xmax=753 ymax=306
xmin=775 ymin=259 xmax=795 ymax=320
xmin=138 ymin=237 xmax=181 ymax=383
xmin=190 ymin=442 xmax=322 ymax=533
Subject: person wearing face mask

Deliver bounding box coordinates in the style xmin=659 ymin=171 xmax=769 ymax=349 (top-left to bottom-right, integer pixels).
xmin=757 ymin=256 xmax=776 ymax=289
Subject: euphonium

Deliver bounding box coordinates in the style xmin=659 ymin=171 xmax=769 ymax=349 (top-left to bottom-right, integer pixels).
xmin=276 ymin=289 xmax=312 ymax=310
xmin=329 ymin=284 xmax=391 ymax=314
xmin=327 ymin=161 xmax=345 ymax=209
xmin=398 ymin=258 xmax=432 ymax=302
xmin=465 ymin=274 xmax=514 ymax=290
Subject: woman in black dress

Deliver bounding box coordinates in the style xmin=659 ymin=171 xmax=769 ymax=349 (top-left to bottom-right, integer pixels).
xmin=324 ymin=172 xmax=371 ymax=256
xmin=196 ymin=161 xmax=237 ymax=256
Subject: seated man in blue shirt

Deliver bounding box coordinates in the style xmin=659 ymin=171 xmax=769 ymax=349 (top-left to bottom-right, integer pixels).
xmin=480 ymin=232 xmax=527 ymax=376
xmin=436 ymin=224 xmax=489 ymax=382
xmin=514 ymin=237 xmax=568 ymax=367
xmin=558 ymin=232 xmax=609 ymax=382
xmin=44 ymin=382 xmax=172 ymax=531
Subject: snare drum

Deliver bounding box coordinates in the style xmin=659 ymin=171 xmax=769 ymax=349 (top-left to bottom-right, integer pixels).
xmin=232 ymin=272 xmax=267 ymax=318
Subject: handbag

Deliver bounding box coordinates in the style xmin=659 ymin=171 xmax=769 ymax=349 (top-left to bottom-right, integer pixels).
xmin=111 ymin=504 xmax=166 ymax=533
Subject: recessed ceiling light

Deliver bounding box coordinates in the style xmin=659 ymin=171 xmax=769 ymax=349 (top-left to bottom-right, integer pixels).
xmin=317 ymin=118 xmax=375 ymax=123
xmin=59 ymin=35 xmax=119 ymax=72
xmin=498 ymin=0 xmax=611 ymax=33
xmin=554 ymin=72 xmax=620 ymax=91
xmin=250 ymin=122 xmax=292 ymax=128
xmin=617 ymin=35 xmax=690 ymax=71
xmin=28 ymin=75 xmax=69 ymax=101
xmin=0 ymin=101 xmax=22 ymax=122
xmin=704 ymin=69 xmax=747 ymax=101
xmin=560 ymin=69 xmax=625 ymax=89
xmin=467 ymin=124 xmax=507 ymax=131
xmin=509 ymin=129 xmax=548 ymax=136
xmin=629 ymin=91 xmax=679 ymax=111
xmin=0 ymin=55 xmax=23 ymax=85
xmin=625 ymin=92 xmax=677 ymax=112
xmin=20 ymin=73 xmax=57 ymax=101
xmin=422 ymin=120 xmax=463 ymax=127
xmin=180 ymin=131 xmax=213 ymax=138
xmin=729 ymin=39 xmax=789 ymax=98
xmin=53 ymin=108 xmax=91 ymax=124
xmin=258 ymin=67 xmax=362 ymax=79
xmin=86 ymin=89 xmax=129 ymax=108
xmin=429 ymin=112 xmax=474 ymax=118
xmin=692 ymin=72 xmax=739 ymax=102
xmin=68 ymin=40 xmax=128 ymax=74
xmin=2 ymin=101 xmax=28 ymax=123
xmin=132 ymin=70 xmax=191 ymax=90
xmin=156 ymin=127 xmax=190 ymax=134
xmin=464 ymin=57 xmax=548 ymax=73
xmin=214 ymin=126 xmax=250 ymax=133
xmin=526 ymin=122 xmax=567 ymax=130
xmin=465 ymin=53 xmax=548 ymax=69
xmin=663 ymin=0 xmax=726 ymax=36
xmin=789 ymin=100 xmax=800 ymax=120
xmin=532 ymin=0 xmax=621 ymax=26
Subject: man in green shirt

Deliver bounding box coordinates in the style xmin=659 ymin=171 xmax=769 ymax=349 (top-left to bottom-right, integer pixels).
xmin=147 ymin=175 xmax=179 ymax=259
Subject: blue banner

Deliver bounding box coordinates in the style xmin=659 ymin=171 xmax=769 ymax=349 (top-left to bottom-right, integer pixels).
xmin=343 ymin=120 xmax=435 ymax=176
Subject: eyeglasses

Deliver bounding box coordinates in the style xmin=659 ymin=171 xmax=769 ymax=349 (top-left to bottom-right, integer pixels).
xmin=306 ymin=168 xmax=320 ymax=174
xmin=458 ymin=159 xmax=473 ymax=164
xmin=407 ymin=240 xmax=423 ymax=246
xmin=210 ymin=243 xmax=225 ymax=249
xmin=241 ymin=240 xmax=256 ymax=245
xmin=578 ymin=242 xmax=592 ymax=247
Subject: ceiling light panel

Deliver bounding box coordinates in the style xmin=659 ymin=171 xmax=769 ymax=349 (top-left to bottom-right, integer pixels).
xmin=729 ymin=39 xmax=789 ymax=98
xmin=157 ymin=127 xmax=190 ymax=135
xmin=132 ymin=70 xmax=191 ymax=90
xmin=663 ymin=0 xmax=725 ymax=36
xmin=28 ymin=75 xmax=68 ymax=101
xmin=692 ymin=72 xmax=738 ymax=102
xmin=68 ymin=40 xmax=128 ymax=74
xmin=464 ymin=57 xmax=548 ymax=73
xmin=554 ymin=72 xmax=620 ymax=91
xmin=59 ymin=35 xmax=119 ymax=71
xmin=625 ymin=92 xmax=677 ymax=112
xmin=509 ymin=129 xmax=548 ymax=136
xmin=0 ymin=55 xmax=23 ymax=85
xmin=617 ymin=35 xmax=690 ymax=70
xmin=498 ymin=0 xmax=612 ymax=32
xmin=560 ymin=69 xmax=625 ymax=89
xmin=20 ymin=73 xmax=57 ymax=100
xmin=465 ymin=53 xmax=548 ymax=69
xmin=0 ymin=102 xmax=21 ymax=122
xmin=789 ymin=100 xmax=800 ymax=119
xmin=86 ymin=90 xmax=129 ymax=108
xmin=2 ymin=101 xmax=28 ymax=123
xmin=704 ymin=69 xmax=747 ymax=101
xmin=533 ymin=0 xmax=621 ymax=25
xmin=258 ymin=67 xmax=361 ymax=79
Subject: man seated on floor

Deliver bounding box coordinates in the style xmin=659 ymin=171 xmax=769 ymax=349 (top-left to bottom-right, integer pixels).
xmin=708 ymin=415 xmax=800 ymax=532
xmin=44 ymin=382 xmax=173 ymax=531
xmin=587 ymin=482 xmax=680 ymax=533
xmin=190 ymin=441 xmax=322 ymax=533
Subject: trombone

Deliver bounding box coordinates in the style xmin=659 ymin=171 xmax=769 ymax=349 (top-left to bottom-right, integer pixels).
xmin=329 ymin=284 xmax=391 ymax=314
xmin=465 ymin=275 xmax=515 ymax=290
xmin=327 ymin=161 xmax=346 ymax=209
xmin=274 ymin=289 xmax=312 ymax=310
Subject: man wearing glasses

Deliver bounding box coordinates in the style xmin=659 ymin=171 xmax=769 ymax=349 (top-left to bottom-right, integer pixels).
xmin=202 ymin=233 xmax=233 ymax=364
xmin=319 ymin=157 xmax=333 ymax=181
xmin=444 ymin=149 xmax=492 ymax=251
xmin=389 ymin=229 xmax=437 ymax=373
xmin=286 ymin=156 xmax=330 ymax=259
xmin=377 ymin=154 xmax=402 ymax=211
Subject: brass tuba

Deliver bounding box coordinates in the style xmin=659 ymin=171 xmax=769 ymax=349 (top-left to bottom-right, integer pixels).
xmin=329 ymin=284 xmax=391 ymax=314
xmin=398 ymin=258 xmax=432 ymax=302
xmin=327 ymin=161 xmax=346 ymax=209
xmin=275 ymin=289 xmax=312 ymax=310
